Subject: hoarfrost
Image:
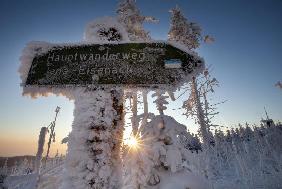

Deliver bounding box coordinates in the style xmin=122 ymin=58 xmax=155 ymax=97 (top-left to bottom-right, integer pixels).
xmin=84 ymin=17 xmax=130 ymax=43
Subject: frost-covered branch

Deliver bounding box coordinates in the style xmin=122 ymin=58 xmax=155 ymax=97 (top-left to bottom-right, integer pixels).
xmin=275 ymin=81 xmax=282 ymax=90
xmin=182 ymin=70 xmax=223 ymax=146
xmin=168 ymin=6 xmax=202 ymax=50
xmin=117 ymin=0 xmax=158 ymax=41
xmin=45 ymin=106 xmax=60 ymax=165
xmin=152 ymin=90 xmax=169 ymax=116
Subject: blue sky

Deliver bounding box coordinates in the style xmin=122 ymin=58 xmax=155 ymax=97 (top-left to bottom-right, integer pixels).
xmin=0 ymin=0 xmax=281 ymax=156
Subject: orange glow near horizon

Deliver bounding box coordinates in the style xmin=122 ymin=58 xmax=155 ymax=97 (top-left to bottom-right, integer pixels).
xmin=0 ymin=134 xmax=68 ymax=157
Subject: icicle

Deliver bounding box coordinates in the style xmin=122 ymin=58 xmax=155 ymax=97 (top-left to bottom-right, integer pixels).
xmin=131 ymin=92 xmax=138 ymax=136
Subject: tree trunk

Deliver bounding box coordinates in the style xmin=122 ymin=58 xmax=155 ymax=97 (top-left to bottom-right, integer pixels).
xmin=191 ymin=77 xmax=209 ymax=146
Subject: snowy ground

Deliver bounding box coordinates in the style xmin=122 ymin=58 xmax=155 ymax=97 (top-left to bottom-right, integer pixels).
xmin=37 ymin=163 xmax=63 ymax=189
xmin=4 ymin=163 xmax=211 ymax=189
xmin=3 ymin=163 xmax=63 ymax=189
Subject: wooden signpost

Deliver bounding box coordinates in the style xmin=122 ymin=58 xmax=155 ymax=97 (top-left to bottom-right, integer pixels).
xmin=21 ymin=41 xmax=204 ymax=188
xmin=25 ymin=42 xmax=203 ymax=87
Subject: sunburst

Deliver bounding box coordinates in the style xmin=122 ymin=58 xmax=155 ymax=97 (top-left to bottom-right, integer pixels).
xmin=125 ymin=135 xmax=141 ymax=150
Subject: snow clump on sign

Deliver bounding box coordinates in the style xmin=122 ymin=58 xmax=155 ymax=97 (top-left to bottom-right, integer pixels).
xmin=19 ymin=41 xmax=53 ymax=87
xmin=84 ymin=17 xmax=130 ymax=43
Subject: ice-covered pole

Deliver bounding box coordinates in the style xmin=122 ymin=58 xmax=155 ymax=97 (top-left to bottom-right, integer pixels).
xmin=35 ymin=126 xmax=48 ymax=187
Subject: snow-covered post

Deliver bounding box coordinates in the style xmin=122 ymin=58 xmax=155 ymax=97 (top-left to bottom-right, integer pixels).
xmin=63 ymin=89 xmax=124 ymax=189
xmin=110 ymin=89 xmax=125 ymax=180
xmin=35 ymin=127 xmax=47 ymax=176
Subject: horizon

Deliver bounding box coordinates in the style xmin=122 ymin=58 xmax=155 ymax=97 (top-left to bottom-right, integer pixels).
xmin=0 ymin=0 xmax=281 ymax=157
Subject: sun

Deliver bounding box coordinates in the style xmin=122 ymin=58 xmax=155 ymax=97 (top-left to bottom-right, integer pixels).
xmin=125 ymin=136 xmax=140 ymax=149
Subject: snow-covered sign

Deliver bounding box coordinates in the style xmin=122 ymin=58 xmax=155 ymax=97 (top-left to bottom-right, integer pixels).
xmin=24 ymin=42 xmax=203 ymax=87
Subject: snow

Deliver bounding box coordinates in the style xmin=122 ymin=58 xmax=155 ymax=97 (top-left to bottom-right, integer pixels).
xmin=61 ymin=89 xmax=123 ymax=189
xmin=4 ymin=174 xmax=37 ymax=189
xmin=19 ymin=41 xmax=53 ymax=87
xmin=158 ymin=170 xmax=210 ymax=189
xmin=3 ymin=121 xmax=282 ymax=189
xmin=84 ymin=17 xmax=130 ymax=43
xmin=38 ymin=163 xmax=64 ymax=189
xmin=15 ymin=4 xmax=282 ymax=189
xmin=122 ymin=114 xmax=212 ymax=188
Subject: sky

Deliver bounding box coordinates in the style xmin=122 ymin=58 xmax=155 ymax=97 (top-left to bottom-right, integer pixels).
xmin=0 ymin=0 xmax=281 ymax=157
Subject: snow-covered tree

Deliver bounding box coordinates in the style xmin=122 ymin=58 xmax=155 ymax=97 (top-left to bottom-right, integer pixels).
xmin=123 ymin=115 xmax=209 ymax=188
xmin=18 ymin=158 xmax=30 ymax=175
xmin=0 ymin=158 xmax=8 ymax=176
xmin=117 ymin=0 xmax=158 ymax=41
xmin=0 ymin=174 xmax=7 ymax=189
xmin=152 ymin=90 xmax=169 ymax=116
xmin=275 ymin=81 xmax=282 ymax=90
xmin=168 ymin=6 xmax=202 ymax=50
xmin=183 ymin=70 xmax=221 ymax=146
xmin=11 ymin=161 xmax=19 ymax=176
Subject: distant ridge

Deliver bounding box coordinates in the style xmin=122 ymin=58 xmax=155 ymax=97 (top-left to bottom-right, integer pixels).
xmin=0 ymin=156 xmax=35 ymax=168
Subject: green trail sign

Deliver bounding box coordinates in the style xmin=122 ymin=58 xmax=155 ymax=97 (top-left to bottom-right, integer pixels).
xmin=25 ymin=42 xmax=203 ymax=87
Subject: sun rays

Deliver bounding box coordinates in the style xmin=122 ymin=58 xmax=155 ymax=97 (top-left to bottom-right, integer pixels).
xmin=124 ymin=135 xmax=142 ymax=151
